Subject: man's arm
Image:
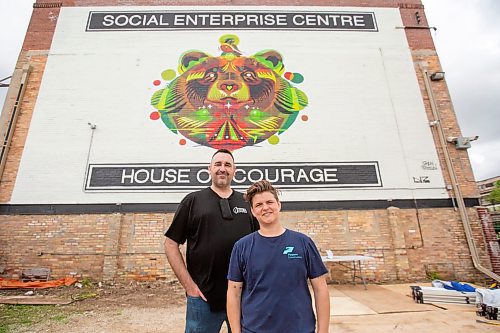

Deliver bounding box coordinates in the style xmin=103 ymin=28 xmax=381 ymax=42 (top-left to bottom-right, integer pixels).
xmin=227 ymin=280 xmax=243 ymax=333
xmin=164 ymin=237 xmax=206 ymax=301
xmin=310 ymin=275 xmax=330 ymax=333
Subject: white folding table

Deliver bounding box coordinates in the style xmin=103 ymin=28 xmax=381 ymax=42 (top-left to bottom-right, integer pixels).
xmin=321 ymin=254 xmax=374 ymax=290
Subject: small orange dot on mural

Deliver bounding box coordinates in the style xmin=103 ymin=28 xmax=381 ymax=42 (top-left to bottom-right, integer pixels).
xmin=150 ymin=112 xmax=160 ymax=120
xmin=301 ymin=115 xmax=309 ymax=121
xmin=179 ymin=139 xmax=187 ymax=145
xmin=268 ymin=135 xmax=279 ymax=145
xmin=153 ymin=80 xmax=161 ymax=86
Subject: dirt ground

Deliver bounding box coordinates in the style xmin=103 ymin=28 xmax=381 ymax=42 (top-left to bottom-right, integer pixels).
xmin=1 ymin=281 xmax=499 ymax=333
xmin=0 ymin=280 xmax=190 ymax=333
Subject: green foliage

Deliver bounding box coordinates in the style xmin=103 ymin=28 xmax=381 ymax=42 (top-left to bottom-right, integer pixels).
xmin=51 ymin=314 xmax=69 ymax=322
xmin=426 ymin=271 xmax=441 ymax=280
xmin=80 ymin=277 xmax=93 ymax=288
xmin=0 ymin=304 xmax=61 ymax=332
xmin=487 ymin=180 xmax=500 ymax=206
xmin=73 ymin=291 xmax=98 ymax=301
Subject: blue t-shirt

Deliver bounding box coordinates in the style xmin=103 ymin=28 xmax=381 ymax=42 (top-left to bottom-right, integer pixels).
xmin=227 ymin=229 xmax=328 ymax=333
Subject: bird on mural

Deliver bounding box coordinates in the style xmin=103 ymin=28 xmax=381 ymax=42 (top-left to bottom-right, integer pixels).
xmin=219 ymin=34 xmax=242 ymax=56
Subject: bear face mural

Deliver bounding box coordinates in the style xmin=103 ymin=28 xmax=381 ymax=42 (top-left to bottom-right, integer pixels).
xmin=150 ymin=34 xmax=308 ymax=151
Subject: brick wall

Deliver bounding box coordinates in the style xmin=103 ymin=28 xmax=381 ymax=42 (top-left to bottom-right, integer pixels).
xmin=0 ymin=53 xmax=47 ymax=202
xmin=0 ymin=207 xmax=492 ymax=282
xmin=477 ymin=207 xmax=500 ymax=273
xmin=22 ymin=5 xmax=60 ymax=51
xmin=412 ymin=53 xmax=478 ymax=198
xmin=0 ymin=0 xmax=493 ymax=283
xmin=41 ymin=0 xmax=421 ymax=7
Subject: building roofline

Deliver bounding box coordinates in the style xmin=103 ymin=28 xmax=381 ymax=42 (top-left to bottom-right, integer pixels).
xmin=477 ymin=175 xmax=500 ymax=184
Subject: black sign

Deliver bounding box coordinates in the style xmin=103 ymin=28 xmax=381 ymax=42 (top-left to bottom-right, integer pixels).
xmin=85 ymin=162 xmax=382 ymax=191
xmin=86 ymin=11 xmax=377 ymax=31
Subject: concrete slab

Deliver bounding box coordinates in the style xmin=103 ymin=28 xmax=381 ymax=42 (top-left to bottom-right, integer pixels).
xmin=327 ymin=285 xmax=346 ymax=297
xmin=335 ymin=284 xmax=434 ymax=314
xmin=328 ymin=283 xmax=499 ymax=332
xmin=331 ymin=296 xmax=377 ymax=316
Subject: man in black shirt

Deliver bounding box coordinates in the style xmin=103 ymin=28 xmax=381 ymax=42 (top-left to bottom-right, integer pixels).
xmin=164 ymin=149 xmax=256 ymax=333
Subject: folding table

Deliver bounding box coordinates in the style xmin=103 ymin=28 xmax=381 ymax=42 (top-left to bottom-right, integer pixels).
xmin=322 ymin=253 xmax=374 ymax=290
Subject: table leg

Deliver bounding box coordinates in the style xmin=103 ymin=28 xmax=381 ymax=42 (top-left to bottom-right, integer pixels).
xmin=358 ymin=260 xmax=367 ymax=290
xmin=352 ymin=260 xmax=367 ymax=290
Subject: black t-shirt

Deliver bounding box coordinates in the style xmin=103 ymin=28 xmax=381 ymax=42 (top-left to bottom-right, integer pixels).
xmin=165 ymin=187 xmax=257 ymax=311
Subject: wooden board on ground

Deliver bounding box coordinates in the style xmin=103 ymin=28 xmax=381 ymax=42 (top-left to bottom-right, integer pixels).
xmin=334 ymin=285 xmax=434 ymax=314
xmin=0 ymin=296 xmax=72 ymax=305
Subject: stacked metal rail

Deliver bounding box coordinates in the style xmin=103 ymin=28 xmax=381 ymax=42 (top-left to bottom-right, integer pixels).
xmin=410 ymin=286 xmax=477 ymax=305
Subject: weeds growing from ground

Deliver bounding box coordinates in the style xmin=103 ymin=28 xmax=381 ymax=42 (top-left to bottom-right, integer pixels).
xmin=0 ymin=304 xmax=68 ymax=333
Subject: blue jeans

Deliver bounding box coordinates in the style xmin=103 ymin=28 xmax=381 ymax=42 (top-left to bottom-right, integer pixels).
xmin=185 ymin=295 xmax=231 ymax=333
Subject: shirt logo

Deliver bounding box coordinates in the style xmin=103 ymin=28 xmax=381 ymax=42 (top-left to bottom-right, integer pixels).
xmin=283 ymin=246 xmax=302 ymax=259
xmin=233 ymin=207 xmax=248 ymax=214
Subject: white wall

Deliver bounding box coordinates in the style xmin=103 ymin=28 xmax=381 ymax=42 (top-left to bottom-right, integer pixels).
xmin=11 ymin=6 xmax=447 ymax=204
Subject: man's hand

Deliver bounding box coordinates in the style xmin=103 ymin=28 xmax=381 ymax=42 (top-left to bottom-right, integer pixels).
xmin=164 ymin=237 xmax=207 ymax=302
xmin=186 ymin=284 xmax=207 ymax=301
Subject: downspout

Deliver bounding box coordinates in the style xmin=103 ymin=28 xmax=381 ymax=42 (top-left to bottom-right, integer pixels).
xmin=421 ymin=66 xmax=500 ymax=282
xmin=0 ymin=64 xmax=31 ymax=180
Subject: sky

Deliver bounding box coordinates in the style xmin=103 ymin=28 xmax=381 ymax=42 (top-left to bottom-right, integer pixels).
xmin=0 ymin=0 xmax=498 ymax=181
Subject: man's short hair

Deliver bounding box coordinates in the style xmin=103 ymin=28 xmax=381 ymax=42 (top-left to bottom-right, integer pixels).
xmin=244 ymin=180 xmax=280 ymax=205
xmin=211 ymin=148 xmax=234 ymax=162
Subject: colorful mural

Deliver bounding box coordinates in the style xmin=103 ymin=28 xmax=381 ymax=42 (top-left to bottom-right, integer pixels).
xmin=150 ymin=34 xmax=308 ymax=150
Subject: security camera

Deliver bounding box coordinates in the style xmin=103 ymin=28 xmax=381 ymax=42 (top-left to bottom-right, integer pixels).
xmin=462 ymin=135 xmax=479 ymax=144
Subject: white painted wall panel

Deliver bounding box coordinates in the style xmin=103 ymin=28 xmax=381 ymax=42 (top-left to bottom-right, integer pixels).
xmin=11 ymin=6 xmax=447 ymax=203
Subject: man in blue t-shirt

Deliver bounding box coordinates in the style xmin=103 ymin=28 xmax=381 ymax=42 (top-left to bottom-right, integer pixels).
xmin=227 ymin=180 xmax=330 ymax=333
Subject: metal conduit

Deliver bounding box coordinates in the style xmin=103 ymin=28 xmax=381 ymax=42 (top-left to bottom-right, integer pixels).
xmin=421 ymin=66 xmax=499 ymax=282
xmin=0 ymin=64 xmax=31 ymax=180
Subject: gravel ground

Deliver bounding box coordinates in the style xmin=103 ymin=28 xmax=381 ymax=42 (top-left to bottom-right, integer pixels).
xmin=2 ymin=281 xmax=498 ymax=333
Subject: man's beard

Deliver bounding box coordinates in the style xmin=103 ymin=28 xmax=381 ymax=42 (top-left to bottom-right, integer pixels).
xmin=212 ymin=172 xmax=231 ymax=187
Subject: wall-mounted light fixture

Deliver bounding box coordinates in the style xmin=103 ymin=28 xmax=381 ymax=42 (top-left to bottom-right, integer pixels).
xmin=430 ymin=71 xmax=445 ymax=81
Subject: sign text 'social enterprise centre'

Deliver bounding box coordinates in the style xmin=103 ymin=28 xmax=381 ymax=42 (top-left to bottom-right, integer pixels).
xmin=86 ymin=11 xmax=377 ymax=31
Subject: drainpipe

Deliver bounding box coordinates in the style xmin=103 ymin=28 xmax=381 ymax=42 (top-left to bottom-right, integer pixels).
xmin=0 ymin=64 xmax=31 ymax=180
xmin=422 ymin=66 xmax=500 ymax=282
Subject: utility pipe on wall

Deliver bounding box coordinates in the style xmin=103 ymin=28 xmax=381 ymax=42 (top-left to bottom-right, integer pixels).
xmin=0 ymin=64 xmax=31 ymax=181
xmin=421 ymin=65 xmax=499 ymax=282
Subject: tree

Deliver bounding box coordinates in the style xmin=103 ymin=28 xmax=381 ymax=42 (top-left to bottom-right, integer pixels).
xmin=487 ymin=180 xmax=500 ymax=211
